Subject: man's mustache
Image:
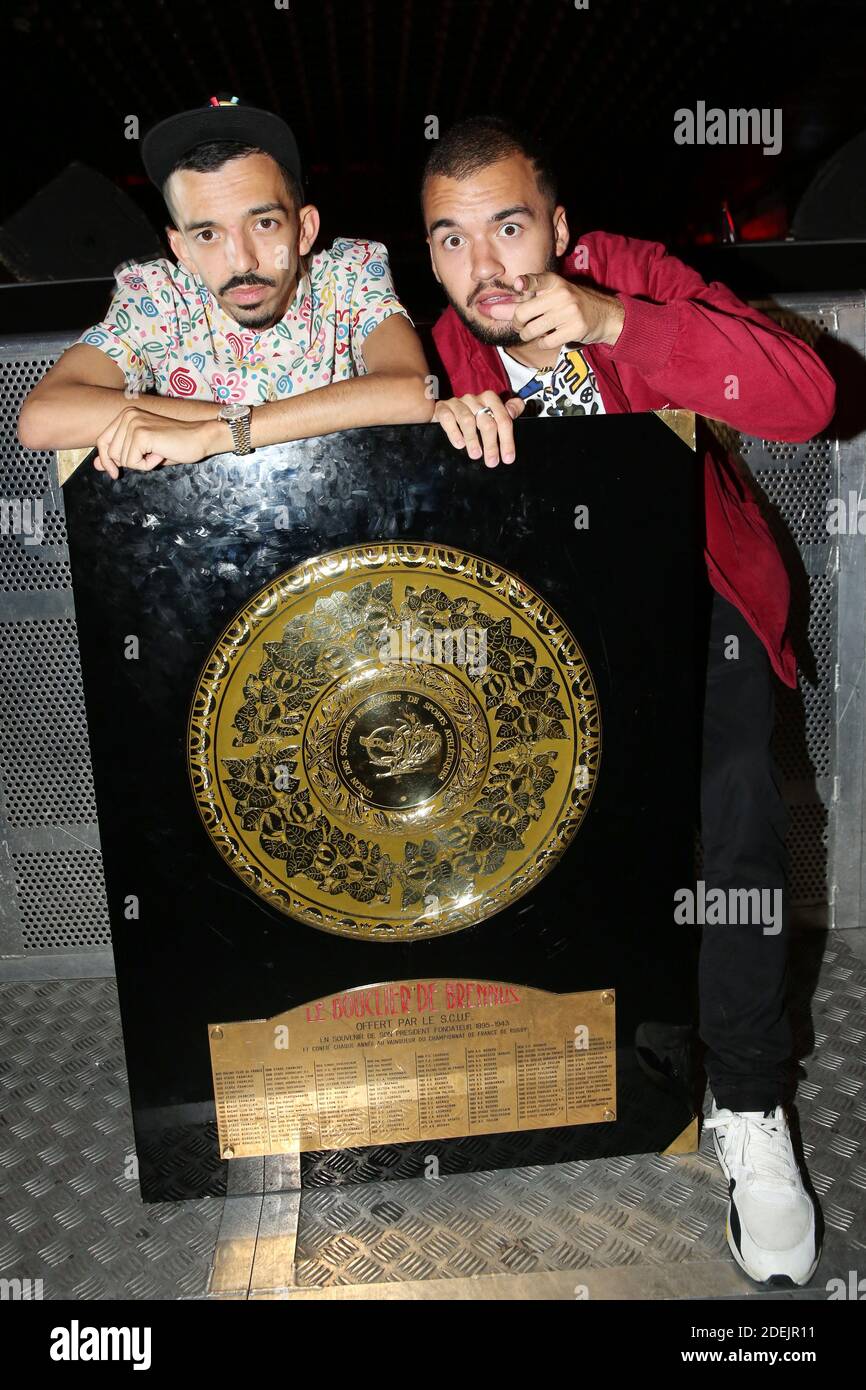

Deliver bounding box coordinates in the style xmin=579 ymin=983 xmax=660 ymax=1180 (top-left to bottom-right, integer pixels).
xmin=467 ymin=280 xmax=517 ymax=308
xmin=220 ymin=275 xmax=277 ymax=294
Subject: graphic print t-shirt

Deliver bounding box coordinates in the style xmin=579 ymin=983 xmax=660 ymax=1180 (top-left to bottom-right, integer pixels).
xmin=496 ymin=345 xmax=606 ymax=417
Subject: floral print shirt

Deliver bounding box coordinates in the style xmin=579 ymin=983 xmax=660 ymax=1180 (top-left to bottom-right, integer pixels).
xmin=77 ymin=238 xmax=410 ymax=404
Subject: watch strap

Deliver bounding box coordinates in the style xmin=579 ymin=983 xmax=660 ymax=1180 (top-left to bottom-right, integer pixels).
xmin=226 ymin=409 xmax=253 ymax=456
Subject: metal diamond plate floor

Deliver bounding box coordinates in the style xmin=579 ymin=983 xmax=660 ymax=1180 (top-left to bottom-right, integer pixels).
xmin=1 ymin=930 xmax=864 ymax=1300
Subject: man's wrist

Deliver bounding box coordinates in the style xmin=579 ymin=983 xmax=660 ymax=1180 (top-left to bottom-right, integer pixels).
xmin=603 ymin=297 xmax=626 ymax=346
xmin=205 ymin=417 xmax=234 ymax=456
xmin=601 ymin=294 xmax=679 ymax=372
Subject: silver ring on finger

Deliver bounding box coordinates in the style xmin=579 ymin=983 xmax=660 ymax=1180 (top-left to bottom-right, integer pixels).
xmin=474 ymin=405 xmax=496 ymax=418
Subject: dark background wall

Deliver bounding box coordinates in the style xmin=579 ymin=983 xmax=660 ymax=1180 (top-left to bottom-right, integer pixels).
xmin=3 ymin=0 xmax=866 ymax=318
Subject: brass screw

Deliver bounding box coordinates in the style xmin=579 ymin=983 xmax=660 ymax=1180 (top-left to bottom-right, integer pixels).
xmin=211 ymin=1027 xmax=224 ymax=1040
xmin=222 ymin=1145 xmax=235 ymax=1159
xmin=601 ymin=991 xmax=614 ymax=1005
xmin=603 ymin=1109 xmax=615 ymax=1122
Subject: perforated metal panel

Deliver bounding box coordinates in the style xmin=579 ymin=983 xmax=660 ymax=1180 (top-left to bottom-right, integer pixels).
xmin=0 ymin=357 xmax=54 ymax=498
xmin=708 ymin=297 xmax=866 ymax=923
xmin=772 ymin=577 xmax=833 ymax=783
xmin=0 ymin=525 xmax=71 ymax=591
xmin=0 ymin=336 xmax=111 ymax=962
xmin=787 ymin=803 xmax=830 ymax=905
xmin=0 ymin=618 xmax=97 ymax=826
xmin=740 ymin=430 xmax=835 ymax=908
xmin=1 ymin=296 xmax=865 ymax=971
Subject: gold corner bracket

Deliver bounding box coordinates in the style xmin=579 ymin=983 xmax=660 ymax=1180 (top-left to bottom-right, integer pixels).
xmin=654 ymin=409 xmax=696 ymax=452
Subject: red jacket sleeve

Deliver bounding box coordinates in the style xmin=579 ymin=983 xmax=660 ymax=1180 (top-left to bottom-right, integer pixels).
xmin=582 ymin=232 xmax=836 ymax=442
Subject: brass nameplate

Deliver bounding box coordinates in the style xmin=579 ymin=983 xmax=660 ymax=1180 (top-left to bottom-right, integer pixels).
xmin=209 ymin=978 xmax=616 ymax=1158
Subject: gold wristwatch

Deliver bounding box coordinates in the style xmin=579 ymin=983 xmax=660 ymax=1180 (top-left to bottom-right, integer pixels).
xmin=218 ymin=402 xmax=254 ymax=456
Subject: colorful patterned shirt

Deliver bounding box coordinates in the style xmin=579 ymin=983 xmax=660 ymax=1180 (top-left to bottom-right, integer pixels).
xmin=77 ymin=238 xmax=411 ymax=405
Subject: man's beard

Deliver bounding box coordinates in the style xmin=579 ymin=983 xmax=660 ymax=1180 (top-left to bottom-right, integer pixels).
xmin=229 ymin=306 xmax=282 ymax=330
xmin=447 ymin=244 xmax=561 ymax=347
xmin=219 ymin=274 xmax=282 ymax=331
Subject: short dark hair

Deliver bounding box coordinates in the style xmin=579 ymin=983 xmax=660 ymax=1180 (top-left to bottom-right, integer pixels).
xmin=422 ymin=116 xmax=557 ymax=208
xmin=163 ymin=140 xmax=305 ymax=222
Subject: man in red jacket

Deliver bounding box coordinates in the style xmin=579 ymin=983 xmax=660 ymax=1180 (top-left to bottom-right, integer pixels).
xmin=422 ymin=116 xmax=836 ymax=1288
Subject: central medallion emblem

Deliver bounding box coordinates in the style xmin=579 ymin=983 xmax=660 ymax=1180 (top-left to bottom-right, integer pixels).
xmin=304 ymin=662 xmax=489 ymax=831
xmin=338 ymin=691 xmax=457 ymax=804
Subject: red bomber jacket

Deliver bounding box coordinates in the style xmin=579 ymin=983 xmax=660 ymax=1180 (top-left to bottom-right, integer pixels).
xmin=431 ymin=231 xmax=837 ymax=687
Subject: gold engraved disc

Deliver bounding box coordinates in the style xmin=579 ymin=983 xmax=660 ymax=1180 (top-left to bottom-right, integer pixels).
xmin=188 ymin=544 xmax=601 ymax=941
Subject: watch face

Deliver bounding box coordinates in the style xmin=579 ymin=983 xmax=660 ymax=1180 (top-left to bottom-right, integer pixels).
xmin=220 ymin=404 xmax=249 ymax=420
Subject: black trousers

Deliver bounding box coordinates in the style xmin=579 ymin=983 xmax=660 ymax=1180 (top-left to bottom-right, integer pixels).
xmin=697 ymin=583 xmax=792 ymax=1111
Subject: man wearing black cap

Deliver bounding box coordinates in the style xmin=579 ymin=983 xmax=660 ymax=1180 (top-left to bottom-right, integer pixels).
xmin=18 ymin=98 xmax=432 ymax=474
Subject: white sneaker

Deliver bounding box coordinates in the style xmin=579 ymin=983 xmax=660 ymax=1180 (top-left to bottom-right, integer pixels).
xmin=704 ymin=1100 xmax=820 ymax=1286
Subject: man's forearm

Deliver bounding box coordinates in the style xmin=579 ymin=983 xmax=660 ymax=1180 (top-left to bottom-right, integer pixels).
xmin=22 ymin=370 xmax=434 ymax=456
xmin=19 ymin=384 xmax=221 ymax=451
xmin=203 ymin=370 xmax=435 ymax=454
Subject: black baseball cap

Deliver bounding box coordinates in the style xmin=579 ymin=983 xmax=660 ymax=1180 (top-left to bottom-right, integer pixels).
xmin=141 ymin=95 xmax=303 ymax=191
